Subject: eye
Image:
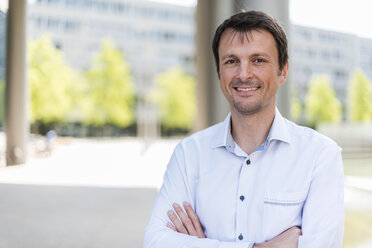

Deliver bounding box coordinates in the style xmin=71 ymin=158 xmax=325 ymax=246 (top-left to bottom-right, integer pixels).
xmin=224 ymin=59 xmax=236 ymax=65
xmin=254 ymin=58 xmax=265 ymax=63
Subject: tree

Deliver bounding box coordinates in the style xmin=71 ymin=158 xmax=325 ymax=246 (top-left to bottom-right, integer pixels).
xmin=29 ymin=35 xmax=75 ymax=125
xmin=348 ymin=69 xmax=372 ymax=121
xmin=291 ymin=87 xmax=302 ymax=123
xmin=305 ymin=75 xmax=342 ymax=127
xmin=150 ymin=67 xmax=196 ymax=130
xmin=85 ymin=39 xmax=134 ymax=127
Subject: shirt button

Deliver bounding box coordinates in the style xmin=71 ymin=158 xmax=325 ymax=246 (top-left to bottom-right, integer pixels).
xmin=240 ymin=195 xmax=245 ymax=201
xmin=246 ymin=159 xmax=251 ymax=165
xmin=238 ymin=233 xmax=243 ymax=240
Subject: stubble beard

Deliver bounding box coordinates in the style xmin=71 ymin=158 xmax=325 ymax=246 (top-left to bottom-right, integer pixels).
xmin=232 ymin=99 xmax=262 ymax=116
xmin=229 ymin=80 xmax=266 ymax=116
xmin=231 ymin=95 xmax=275 ymax=117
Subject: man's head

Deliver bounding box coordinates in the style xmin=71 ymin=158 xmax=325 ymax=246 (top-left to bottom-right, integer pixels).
xmin=214 ymin=11 xmax=289 ymax=116
xmin=212 ymin=11 xmax=288 ymax=77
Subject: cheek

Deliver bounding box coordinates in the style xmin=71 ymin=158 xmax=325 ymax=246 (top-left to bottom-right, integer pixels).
xmin=219 ymin=79 xmax=232 ymax=99
xmin=219 ymin=79 xmax=229 ymax=94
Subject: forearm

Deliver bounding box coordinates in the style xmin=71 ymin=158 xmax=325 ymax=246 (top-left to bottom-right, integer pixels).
xmin=251 ymin=226 xmax=302 ymax=248
xmin=298 ymin=221 xmax=343 ymax=248
xmin=144 ymin=225 xmax=254 ymax=248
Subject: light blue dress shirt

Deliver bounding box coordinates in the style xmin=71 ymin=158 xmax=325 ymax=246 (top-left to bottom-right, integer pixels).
xmin=144 ymin=108 xmax=344 ymax=248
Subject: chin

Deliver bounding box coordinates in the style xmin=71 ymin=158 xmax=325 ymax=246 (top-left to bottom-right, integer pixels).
xmin=233 ymin=104 xmax=262 ymax=116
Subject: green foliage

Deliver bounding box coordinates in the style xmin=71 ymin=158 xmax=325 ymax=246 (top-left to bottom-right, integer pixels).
xmin=29 ymin=35 xmax=75 ymax=124
xmin=64 ymin=72 xmax=90 ymax=123
xmin=85 ymin=39 xmax=134 ymax=127
xmin=291 ymin=89 xmax=302 ymax=123
xmin=150 ymin=67 xmax=196 ymax=130
xmin=305 ymin=75 xmax=342 ymax=127
xmin=348 ymin=69 xmax=372 ymax=121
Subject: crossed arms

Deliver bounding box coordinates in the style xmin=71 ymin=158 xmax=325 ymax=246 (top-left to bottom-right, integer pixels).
xmin=143 ymin=142 xmax=344 ymax=248
xmin=166 ymin=201 xmax=302 ymax=247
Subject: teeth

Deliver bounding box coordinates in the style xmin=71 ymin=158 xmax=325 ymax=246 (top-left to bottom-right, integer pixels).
xmin=237 ymin=87 xmax=258 ymax=91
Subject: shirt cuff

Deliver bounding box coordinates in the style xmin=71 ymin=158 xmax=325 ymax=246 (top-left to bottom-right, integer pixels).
xmin=248 ymin=242 xmax=255 ymax=248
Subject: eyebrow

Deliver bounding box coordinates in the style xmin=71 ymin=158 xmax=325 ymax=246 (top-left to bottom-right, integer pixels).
xmin=221 ymin=54 xmax=237 ymax=61
xmin=251 ymin=53 xmax=271 ymax=58
xmin=221 ymin=53 xmax=272 ymax=61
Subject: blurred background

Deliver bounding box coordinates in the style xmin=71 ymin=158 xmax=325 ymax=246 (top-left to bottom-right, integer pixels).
xmin=0 ymin=0 xmax=371 ymax=247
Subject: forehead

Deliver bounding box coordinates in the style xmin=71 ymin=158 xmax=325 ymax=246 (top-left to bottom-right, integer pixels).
xmin=218 ymin=28 xmax=278 ymax=57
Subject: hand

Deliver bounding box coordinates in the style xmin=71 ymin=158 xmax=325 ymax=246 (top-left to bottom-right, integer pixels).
xmin=253 ymin=226 xmax=301 ymax=248
xmin=167 ymin=202 xmax=206 ymax=238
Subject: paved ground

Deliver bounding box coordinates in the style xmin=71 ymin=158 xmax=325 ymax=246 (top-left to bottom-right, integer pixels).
xmin=0 ymin=137 xmax=371 ymax=247
xmin=0 ymin=137 xmax=178 ymax=248
xmin=0 ymin=184 xmax=156 ymax=248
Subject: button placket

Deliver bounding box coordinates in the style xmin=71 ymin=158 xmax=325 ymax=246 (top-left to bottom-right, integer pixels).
xmin=238 ymin=233 xmax=243 ymax=240
xmin=236 ymin=157 xmax=251 ymax=242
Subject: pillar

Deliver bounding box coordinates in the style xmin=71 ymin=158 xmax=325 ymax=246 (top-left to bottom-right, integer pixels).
xmin=5 ymin=0 xmax=28 ymax=165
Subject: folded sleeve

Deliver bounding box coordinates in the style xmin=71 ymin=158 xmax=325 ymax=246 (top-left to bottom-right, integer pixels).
xmin=143 ymin=143 xmax=254 ymax=248
xmin=298 ymin=143 xmax=344 ymax=247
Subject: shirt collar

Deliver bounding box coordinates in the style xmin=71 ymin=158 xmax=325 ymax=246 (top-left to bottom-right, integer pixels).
xmin=212 ymin=112 xmax=233 ymax=149
xmin=211 ymin=107 xmax=291 ymax=149
xmin=269 ymin=107 xmax=291 ymax=144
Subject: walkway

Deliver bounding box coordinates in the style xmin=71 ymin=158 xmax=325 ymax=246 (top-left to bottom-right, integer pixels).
xmin=0 ymin=137 xmax=371 ymax=247
xmin=0 ymin=137 xmax=179 ymax=248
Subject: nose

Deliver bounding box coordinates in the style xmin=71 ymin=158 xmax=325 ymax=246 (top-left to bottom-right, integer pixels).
xmin=237 ymin=61 xmax=253 ymax=81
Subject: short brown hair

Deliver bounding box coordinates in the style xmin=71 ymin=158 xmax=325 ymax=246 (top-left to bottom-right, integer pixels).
xmin=212 ymin=11 xmax=288 ymax=76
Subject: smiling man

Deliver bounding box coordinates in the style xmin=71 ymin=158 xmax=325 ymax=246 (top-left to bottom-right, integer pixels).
xmin=144 ymin=11 xmax=344 ymax=248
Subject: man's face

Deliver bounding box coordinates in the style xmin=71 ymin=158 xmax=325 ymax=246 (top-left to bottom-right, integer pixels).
xmin=218 ymin=28 xmax=288 ymax=115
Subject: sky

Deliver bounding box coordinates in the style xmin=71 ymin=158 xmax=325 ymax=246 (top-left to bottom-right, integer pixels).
xmin=148 ymin=0 xmax=372 ymax=39
xmin=1 ymin=0 xmax=372 ymax=39
xmin=290 ymin=0 xmax=372 ymax=39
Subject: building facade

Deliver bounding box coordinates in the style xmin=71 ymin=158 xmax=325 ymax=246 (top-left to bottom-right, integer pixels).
xmin=0 ymin=10 xmax=5 ymax=80
xmin=291 ymin=25 xmax=359 ymax=105
xmin=28 ymin=1 xmax=372 ymax=125
xmin=28 ymin=0 xmax=195 ymax=136
xmin=357 ymin=37 xmax=372 ymax=81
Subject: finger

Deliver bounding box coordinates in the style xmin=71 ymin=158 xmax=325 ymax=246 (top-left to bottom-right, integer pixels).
xmin=167 ymin=210 xmax=188 ymax=234
xmin=172 ymin=203 xmax=197 ymax=236
xmin=294 ymin=226 xmax=302 ymax=235
xmin=183 ymin=202 xmax=205 ymax=238
xmin=167 ymin=222 xmax=177 ymax=232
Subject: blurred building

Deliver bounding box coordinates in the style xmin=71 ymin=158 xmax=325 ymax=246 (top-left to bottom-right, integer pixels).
xmin=27 ymin=1 xmax=372 ymax=124
xmin=28 ymin=0 xmax=194 ymax=72
xmin=357 ymin=37 xmax=372 ymax=81
xmin=0 ymin=10 xmax=5 ymax=80
xmin=291 ymin=25 xmax=357 ymax=105
xmin=28 ymin=0 xmax=195 ymax=137
xmin=292 ymin=25 xmax=372 ymax=108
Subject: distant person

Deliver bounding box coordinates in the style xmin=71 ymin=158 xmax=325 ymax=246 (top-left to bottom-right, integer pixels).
xmin=45 ymin=130 xmax=57 ymax=154
xmin=144 ymin=11 xmax=344 ymax=247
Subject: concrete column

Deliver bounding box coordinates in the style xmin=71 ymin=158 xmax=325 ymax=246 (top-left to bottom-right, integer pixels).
xmin=234 ymin=0 xmax=291 ymax=119
xmin=195 ymin=0 xmax=233 ymax=130
xmin=5 ymin=0 xmax=28 ymax=165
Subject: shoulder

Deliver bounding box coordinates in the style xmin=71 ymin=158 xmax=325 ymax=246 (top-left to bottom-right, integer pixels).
xmin=284 ymin=119 xmax=341 ymax=153
xmin=175 ymin=121 xmax=224 ymax=154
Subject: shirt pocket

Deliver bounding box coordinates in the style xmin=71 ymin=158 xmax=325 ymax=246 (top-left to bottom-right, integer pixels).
xmin=263 ymin=190 xmax=307 ymax=241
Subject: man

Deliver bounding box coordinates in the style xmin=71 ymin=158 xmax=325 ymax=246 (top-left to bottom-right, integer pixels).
xmin=144 ymin=11 xmax=344 ymax=248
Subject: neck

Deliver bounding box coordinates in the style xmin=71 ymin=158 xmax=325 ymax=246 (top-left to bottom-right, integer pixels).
xmin=230 ymin=105 xmax=276 ymax=155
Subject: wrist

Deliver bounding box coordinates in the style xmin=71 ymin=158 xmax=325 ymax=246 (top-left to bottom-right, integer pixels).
xmin=253 ymin=243 xmax=267 ymax=248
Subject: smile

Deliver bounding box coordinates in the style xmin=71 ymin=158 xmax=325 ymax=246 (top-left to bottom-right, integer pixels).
xmin=236 ymin=87 xmax=258 ymax=91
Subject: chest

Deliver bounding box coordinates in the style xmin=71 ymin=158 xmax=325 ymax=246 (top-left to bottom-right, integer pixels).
xmin=193 ymin=147 xmax=313 ymax=242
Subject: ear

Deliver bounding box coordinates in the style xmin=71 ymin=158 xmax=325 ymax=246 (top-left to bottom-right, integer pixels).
xmin=279 ymin=61 xmax=289 ymax=85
